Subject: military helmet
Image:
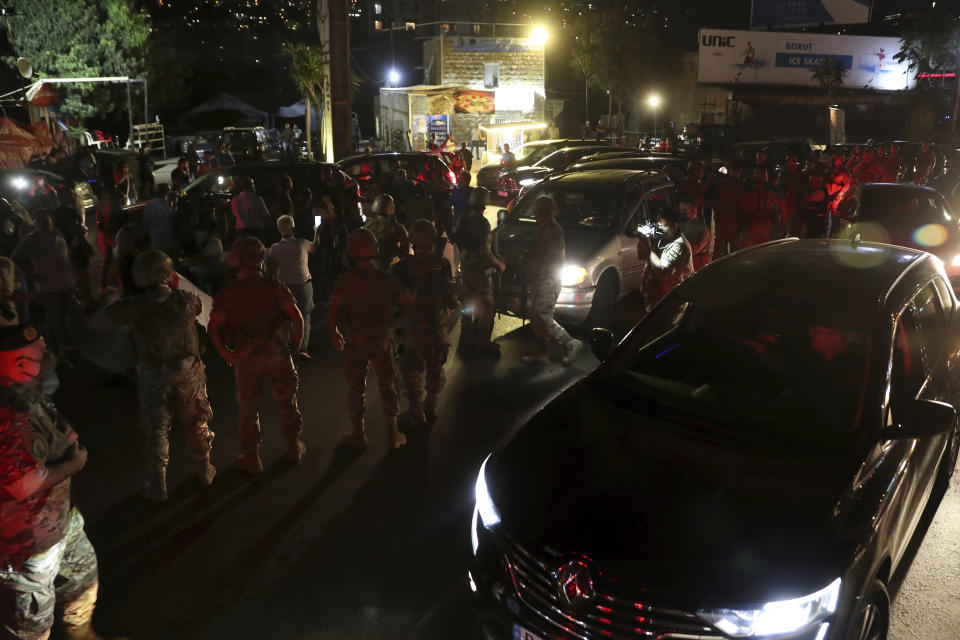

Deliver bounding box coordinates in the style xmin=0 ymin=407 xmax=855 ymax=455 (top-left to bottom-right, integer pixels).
xmin=346 ymin=228 xmax=378 ymax=259
xmin=228 ymin=236 xmax=266 ymax=269
xmin=132 ymin=250 xmax=174 ymax=288
xmin=409 ymin=219 xmax=437 ymax=251
xmin=372 ymin=193 xmax=395 ymax=216
xmin=468 ymin=186 xmax=488 ymax=208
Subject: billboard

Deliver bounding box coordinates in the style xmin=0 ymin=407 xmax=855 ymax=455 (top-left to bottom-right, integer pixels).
xmin=698 ymin=29 xmax=914 ymax=91
xmin=751 ymin=0 xmax=872 ymax=29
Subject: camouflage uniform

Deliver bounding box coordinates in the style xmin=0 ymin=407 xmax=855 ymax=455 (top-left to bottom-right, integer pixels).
xmin=528 ymin=219 xmax=575 ymax=354
xmin=456 ymin=214 xmax=498 ymax=351
xmin=392 ymin=253 xmax=457 ymax=419
xmin=0 ymin=386 xmax=98 ymax=640
xmin=332 ymin=266 xmax=406 ymax=428
xmin=641 ymin=235 xmax=694 ymax=312
xmin=364 ymin=215 xmax=409 ymax=270
xmin=103 ymin=288 xmax=214 ymax=485
xmin=212 ymin=274 xmax=303 ymax=454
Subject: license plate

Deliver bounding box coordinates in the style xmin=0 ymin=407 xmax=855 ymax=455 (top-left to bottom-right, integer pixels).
xmin=498 ymin=190 xmax=509 ymax=197
xmin=513 ymin=623 xmax=545 ymax=640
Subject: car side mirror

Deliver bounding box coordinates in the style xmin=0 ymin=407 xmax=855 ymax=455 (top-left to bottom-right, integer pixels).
xmin=883 ymin=399 xmax=956 ymax=440
xmin=497 ymin=209 xmax=508 ymax=225
xmin=590 ymin=327 xmax=615 ymax=361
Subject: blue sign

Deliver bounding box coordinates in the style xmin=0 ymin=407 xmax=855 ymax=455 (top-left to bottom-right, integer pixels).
xmin=774 ymin=53 xmax=854 ymax=69
xmin=751 ymin=0 xmax=872 ymax=28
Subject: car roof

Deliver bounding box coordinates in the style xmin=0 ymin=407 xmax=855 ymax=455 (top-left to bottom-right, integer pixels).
xmin=545 ymin=168 xmax=666 ymax=186
xmin=337 ymin=151 xmax=441 ymax=165
xmin=679 ymin=239 xmax=931 ymax=328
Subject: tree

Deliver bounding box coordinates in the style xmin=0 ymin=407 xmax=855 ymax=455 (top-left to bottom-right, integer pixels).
xmin=893 ymin=10 xmax=960 ymax=135
xmin=569 ymin=3 xmax=663 ymax=129
xmin=5 ymin=0 xmax=149 ymax=121
xmin=283 ymin=43 xmax=327 ymax=161
xmin=810 ymin=56 xmax=848 ymax=144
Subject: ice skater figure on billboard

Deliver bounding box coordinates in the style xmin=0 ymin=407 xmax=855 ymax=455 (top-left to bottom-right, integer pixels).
xmin=734 ymin=42 xmax=759 ymax=82
xmin=864 ymin=47 xmax=886 ymax=88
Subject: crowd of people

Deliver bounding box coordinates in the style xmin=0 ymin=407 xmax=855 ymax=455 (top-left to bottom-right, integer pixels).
xmin=0 ymin=146 xmax=592 ymax=638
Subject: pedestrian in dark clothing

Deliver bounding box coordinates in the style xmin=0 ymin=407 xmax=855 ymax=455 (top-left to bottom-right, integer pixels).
xmin=451 ymin=171 xmax=473 ymax=224
xmin=458 ymin=142 xmax=473 ymax=172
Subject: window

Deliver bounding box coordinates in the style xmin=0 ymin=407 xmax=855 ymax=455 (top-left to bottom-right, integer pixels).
xmin=405 ymin=21 xmax=416 ymax=29
xmin=373 ymin=2 xmax=381 ymax=14
xmin=484 ymin=62 xmax=500 ymax=88
xmin=441 ymin=22 xmax=450 ymax=32
xmin=910 ymin=282 xmax=947 ymax=374
xmin=374 ymin=19 xmax=382 ymax=29
xmin=473 ymin=23 xmax=482 ymax=34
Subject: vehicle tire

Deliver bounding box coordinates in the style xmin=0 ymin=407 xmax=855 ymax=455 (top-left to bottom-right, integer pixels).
xmin=847 ymin=579 xmax=889 ymax=640
xmin=583 ymin=273 xmax=618 ymax=332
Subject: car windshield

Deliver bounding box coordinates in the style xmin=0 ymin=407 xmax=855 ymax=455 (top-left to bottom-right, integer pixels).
xmin=535 ymin=150 xmax=570 ymax=170
xmin=183 ymin=172 xmax=235 ymax=195
xmin=510 ymin=185 xmax=620 ymax=228
xmin=858 ymin=190 xmax=952 ymax=225
xmin=516 ymin=144 xmax=554 ymax=165
xmin=596 ymin=300 xmax=871 ymax=450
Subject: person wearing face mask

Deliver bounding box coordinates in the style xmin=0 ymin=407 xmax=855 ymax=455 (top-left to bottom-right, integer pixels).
xmin=0 ymin=325 xmax=118 ymax=640
xmin=89 ymin=250 xmax=215 ymax=501
xmin=637 ymin=207 xmax=694 ymax=313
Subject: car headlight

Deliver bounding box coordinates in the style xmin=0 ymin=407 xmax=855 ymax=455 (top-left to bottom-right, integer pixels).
xmin=475 ymin=454 xmax=500 ymax=528
xmin=698 ymin=578 xmax=841 ymax=637
xmin=518 ymin=178 xmax=538 ymax=187
xmin=560 ymin=265 xmax=588 ymax=287
xmin=951 ymin=253 xmax=960 ymax=267
xmin=11 ymin=177 xmax=27 ymax=191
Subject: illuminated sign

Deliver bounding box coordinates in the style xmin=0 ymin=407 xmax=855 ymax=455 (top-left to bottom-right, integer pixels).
xmin=751 ymin=0 xmax=873 ymax=29
xmin=698 ymin=28 xmax=913 ymax=91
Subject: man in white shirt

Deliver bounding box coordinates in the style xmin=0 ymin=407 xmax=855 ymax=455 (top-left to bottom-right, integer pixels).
xmin=266 ymin=215 xmax=320 ymax=359
xmin=231 ymin=177 xmax=271 ymax=243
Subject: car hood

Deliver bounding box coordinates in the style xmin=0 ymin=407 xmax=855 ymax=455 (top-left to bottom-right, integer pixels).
xmin=502 ymin=166 xmax=552 ymax=181
xmin=489 ymin=385 xmax=856 ymax=606
xmin=494 ymin=222 xmax=612 ymax=267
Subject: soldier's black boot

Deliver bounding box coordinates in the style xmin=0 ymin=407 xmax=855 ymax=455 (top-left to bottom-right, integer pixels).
xmin=342 ymin=418 xmax=369 ymax=450
xmin=386 ymin=416 xmax=407 ymax=449
xmin=235 ymin=448 xmax=263 ymax=474
xmin=196 ymin=455 xmax=216 ymax=486
xmin=142 ymin=467 xmax=168 ymax=502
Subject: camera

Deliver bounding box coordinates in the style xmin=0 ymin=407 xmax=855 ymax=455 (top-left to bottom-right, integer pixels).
xmin=637 ymin=223 xmax=658 ymax=237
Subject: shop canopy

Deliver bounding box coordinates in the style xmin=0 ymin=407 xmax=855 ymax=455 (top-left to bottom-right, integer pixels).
xmin=180 ymin=92 xmax=269 ymax=126
xmin=275 ymin=99 xmax=320 ymax=131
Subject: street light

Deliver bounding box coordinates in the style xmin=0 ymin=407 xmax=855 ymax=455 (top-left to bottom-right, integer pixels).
xmin=647 ymin=93 xmax=661 ymax=140
xmin=530 ymin=25 xmax=549 ymax=46
xmin=388 ymin=68 xmax=400 ymax=87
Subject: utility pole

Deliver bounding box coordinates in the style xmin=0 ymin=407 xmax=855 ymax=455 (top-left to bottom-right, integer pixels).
xmin=318 ymin=0 xmax=353 ymax=161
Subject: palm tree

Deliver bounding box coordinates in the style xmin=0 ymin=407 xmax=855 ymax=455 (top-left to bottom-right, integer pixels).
xmin=811 ymin=57 xmax=848 ymax=144
xmin=283 ymin=43 xmax=327 ymax=160
xmin=894 ymin=10 xmax=960 ymax=135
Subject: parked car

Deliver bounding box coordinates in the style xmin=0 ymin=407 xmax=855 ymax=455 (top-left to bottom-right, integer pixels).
xmin=221 ymin=126 xmax=270 ymax=162
xmin=0 ymin=168 xmax=97 ymax=214
xmin=471 ymin=237 xmax=959 ymax=640
xmin=677 ymin=122 xmax=752 ymax=155
xmin=338 ymin=151 xmax=456 ymax=196
xmin=833 ymin=183 xmax=960 ymax=289
xmin=496 ymin=145 xmax=616 ymax=201
xmin=476 ymin=139 xmax=613 ymax=196
xmin=493 ymin=169 xmax=676 ymax=328
xmin=565 ymin=153 xmax=692 ymax=183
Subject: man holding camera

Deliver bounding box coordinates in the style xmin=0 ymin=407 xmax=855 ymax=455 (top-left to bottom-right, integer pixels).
xmin=637 ymin=207 xmax=694 ymax=312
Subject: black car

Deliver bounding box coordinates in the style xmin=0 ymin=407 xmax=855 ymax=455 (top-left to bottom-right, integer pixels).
xmin=833 ymin=183 xmax=960 ymax=289
xmin=477 ymin=139 xmax=613 ymax=195
xmin=0 ymin=167 xmax=97 ymax=213
xmin=496 ymin=146 xmax=617 ymax=201
xmin=471 ymin=238 xmax=959 ymax=640
xmin=565 ymin=153 xmax=691 ymax=183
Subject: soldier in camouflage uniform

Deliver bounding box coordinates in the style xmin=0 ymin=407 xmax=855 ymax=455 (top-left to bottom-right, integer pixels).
xmin=392 ymin=220 xmax=458 ymax=423
xmin=209 ymin=237 xmax=306 ymax=473
xmin=454 ymin=187 xmax=504 ymax=354
xmin=364 ymin=194 xmax=409 ymax=270
xmin=91 ymin=250 xmax=215 ymax=502
xmin=0 ymin=326 xmax=114 ymax=640
xmin=328 ymin=228 xmax=412 ymax=449
xmin=524 ymin=196 xmax=582 ymax=365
